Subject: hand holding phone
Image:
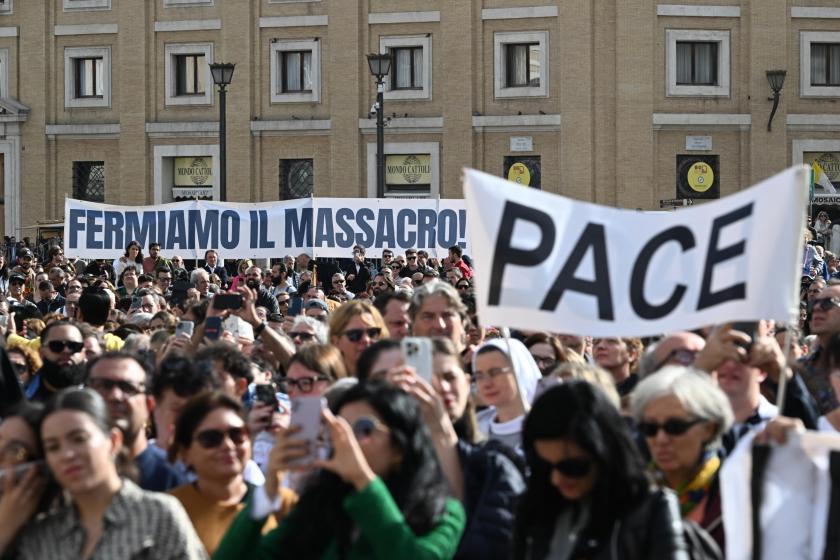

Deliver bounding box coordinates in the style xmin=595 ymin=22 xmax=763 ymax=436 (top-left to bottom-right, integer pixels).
xmin=174 ymin=320 xmax=194 ymax=338
xmin=288 ymin=396 xmax=326 ymax=466
xmin=213 ymin=293 xmax=243 ymax=310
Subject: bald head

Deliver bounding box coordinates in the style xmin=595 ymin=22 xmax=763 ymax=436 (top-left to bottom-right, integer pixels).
xmin=641 ymin=331 xmax=706 ymax=376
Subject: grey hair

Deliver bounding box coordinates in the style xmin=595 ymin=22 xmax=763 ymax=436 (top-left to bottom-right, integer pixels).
xmin=631 ymin=365 xmax=734 ymax=452
xmin=190 ymin=268 xmax=209 ymax=284
xmin=409 ymin=280 xmax=467 ymax=321
xmin=636 ymin=340 xmax=661 ymax=378
xmin=291 ymin=315 xmax=328 ymax=344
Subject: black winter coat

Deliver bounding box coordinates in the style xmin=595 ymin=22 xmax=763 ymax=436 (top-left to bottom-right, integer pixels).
xmin=516 ymin=488 xmax=689 ymax=560
xmin=454 ymin=440 xmax=526 ymax=560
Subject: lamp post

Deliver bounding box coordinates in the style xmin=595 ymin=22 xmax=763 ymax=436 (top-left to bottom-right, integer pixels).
xmin=367 ymin=53 xmax=392 ymax=198
xmin=209 ymin=62 xmax=235 ymax=201
xmin=766 ymin=69 xmax=787 ymax=132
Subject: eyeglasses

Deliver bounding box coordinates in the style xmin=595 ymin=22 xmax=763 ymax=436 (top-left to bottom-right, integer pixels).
xmin=289 ymin=331 xmax=315 ymax=342
xmin=46 ymin=340 xmax=84 ymax=354
xmin=333 ymin=279 xmax=345 ymax=284
xmin=382 ymin=254 xmax=393 ymax=259
xmin=811 ymin=297 xmax=840 ymax=312
xmin=532 ymin=356 xmax=557 ymax=370
xmin=637 ymin=418 xmax=703 ymax=438
xmin=653 ymin=348 xmax=698 ymax=371
xmin=352 ymin=416 xmax=388 ymax=439
xmin=10 ymin=361 xmax=27 ymax=375
xmin=407 ymin=256 xmax=417 ymax=261
xmin=473 ymin=366 xmax=513 ymax=383
xmin=341 ymin=327 xmax=381 ymax=342
xmin=88 ymin=377 xmax=145 ymax=397
xmin=283 ymin=375 xmax=329 ymax=393
xmin=158 ymin=277 xmax=172 ymax=283
xmin=545 ymin=458 xmax=593 ymax=478
xmin=194 ymin=427 xmax=248 ymax=449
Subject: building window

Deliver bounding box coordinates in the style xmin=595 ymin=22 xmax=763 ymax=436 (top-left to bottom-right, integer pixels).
xmin=64 ymin=47 xmax=111 ymax=108
xmin=494 ymin=31 xmax=549 ymax=98
xmin=666 ymin=30 xmax=729 ymax=97
xmin=175 ymin=54 xmax=206 ymax=95
xmin=64 ymin=0 xmax=110 ymax=11
xmin=676 ymin=42 xmax=718 ymax=85
xmin=380 ymin=35 xmax=432 ymax=101
xmin=391 ymin=46 xmax=423 ymax=90
xmin=74 ymin=57 xmax=103 ymax=98
xmin=0 ymin=0 xmax=12 ymax=15
xmin=73 ymin=161 xmax=105 ymax=202
xmin=280 ymin=51 xmax=312 ymax=93
xmin=0 ymin=49 xmax=9 ymax=98
xmin=165 ymin=43 xmax=213 ymax=106
xmin=271 ymin=40 xmax=320 ymax=103
xmin=164 ymin=0 xmax=213 ymax=6
xmin=280 ymin=159 xmax=314 ymax=199
xmin=802 ymin=33 xmax=840 ymax=97
xmin=505 ymin=43 xmax=541 ymax=88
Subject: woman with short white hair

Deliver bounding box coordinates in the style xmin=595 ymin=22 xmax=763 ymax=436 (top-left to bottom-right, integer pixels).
xmin=631 ymin=366 xmax=733 ymax=553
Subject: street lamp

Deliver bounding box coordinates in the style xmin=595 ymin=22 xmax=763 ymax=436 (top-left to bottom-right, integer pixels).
xmin=367 ymin=53 xmax=391 ymax=198
xmin=210 ymin=62 xmax=235 ymax=201
xmin=766 ymin=69 xmax=786 ymax=132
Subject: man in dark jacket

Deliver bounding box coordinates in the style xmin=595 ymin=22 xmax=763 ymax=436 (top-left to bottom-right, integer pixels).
xmin=244 ymin=265 xmax=280 ymax=315
xmin=345 ymin=245 xmax=375 ymax=295
xmin=203 ymin=249 xmax=228 ymax=288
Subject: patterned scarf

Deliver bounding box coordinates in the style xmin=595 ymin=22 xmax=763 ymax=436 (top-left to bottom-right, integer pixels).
xmin=674 ymin=454 xmax=721 ymax=516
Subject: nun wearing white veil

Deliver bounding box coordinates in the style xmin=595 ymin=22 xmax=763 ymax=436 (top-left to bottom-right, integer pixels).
xmin=472 ymin=337 xmax=542 ymax=451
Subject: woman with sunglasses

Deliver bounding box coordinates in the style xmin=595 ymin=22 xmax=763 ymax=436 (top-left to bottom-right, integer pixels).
xmin=7 ymin=345 xmax=41 ymax=386
xmin=328 ymin=300 xmax=389 ymax=377
xmin=214 ymin=381 xmax=465 ymax=560
xmin=287 ymin=316 xmax=327 ymax=348
xmin=473 ymin=338 xmax=542 ymax=451
xmin=515 ymin=381 xmax=688 ymax=560
xmin=0 ymin=402 xmax=56 ymax=556
xmin=169 ymin=392 xmax=293 ymax=555
xmin=14 ymin=388 xmax=206 ymax=559
xmin=631 ymin=366 xmax=733 ymax=553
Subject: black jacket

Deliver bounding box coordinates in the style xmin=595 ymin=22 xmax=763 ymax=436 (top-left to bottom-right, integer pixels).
xmin=345 ymin=260 xmax=375 ymax=294
xmin=455 ymin=440 xmax=526 ymax=560
xmin=516 ymin=488 xmax=688 ymax=560
xmin=203 ymin=265 xmax=228 ymax=288
xmin=254 ymin=286 xmax=280 ymax=315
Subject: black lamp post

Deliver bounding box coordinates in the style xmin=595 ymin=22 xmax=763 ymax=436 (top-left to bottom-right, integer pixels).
xmin=766 ymin=69 xmax=786 ymax=132
xmin=367 ymin=53 xmax=392 ymax=198
xmin=209 ymin=62 xmax=235 ymax=201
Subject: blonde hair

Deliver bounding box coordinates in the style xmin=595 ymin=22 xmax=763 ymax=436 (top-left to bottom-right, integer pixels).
xmin=328 ymin=300 xmax=389 ymax=341
xmin=551 ymin=362 xmax=621 ymax=408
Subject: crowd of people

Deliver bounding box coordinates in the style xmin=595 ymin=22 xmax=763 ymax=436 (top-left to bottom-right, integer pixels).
xmin=0 ymin=230 xmax=835 ymax=560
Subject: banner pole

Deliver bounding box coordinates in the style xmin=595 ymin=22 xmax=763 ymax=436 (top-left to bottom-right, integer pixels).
xmin=776 ymin=327 xmax=793 ymax=412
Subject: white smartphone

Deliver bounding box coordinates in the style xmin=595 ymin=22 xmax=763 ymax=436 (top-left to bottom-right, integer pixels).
xmin=175 ymin=320 xmax=194 ymax=338
xmin=0 ymin=315 xmax=8 ymax=329
xmin=289 ymin=396 xmax=326 ymax=465
xmin=401 ymin=337 xmax=434 ymax=383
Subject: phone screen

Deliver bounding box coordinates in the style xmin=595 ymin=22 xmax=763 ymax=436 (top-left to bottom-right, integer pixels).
xmin=289 ymin=396 xmax=325 ymax=465
xmin=204 ymin=316 xmax=222 ymax=341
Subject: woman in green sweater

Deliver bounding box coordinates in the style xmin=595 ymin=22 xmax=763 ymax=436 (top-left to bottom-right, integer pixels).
xmin=214 ymin=381 xmax=465 ymax=560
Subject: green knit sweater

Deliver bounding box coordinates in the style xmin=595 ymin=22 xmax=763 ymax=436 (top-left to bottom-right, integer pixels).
xmin=213 ymin=477 xmax=465 ymax=560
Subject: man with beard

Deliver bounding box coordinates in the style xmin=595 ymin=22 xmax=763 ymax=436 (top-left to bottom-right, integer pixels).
xmin=25 ymin=320 xmax=87 ymax=401
xmin=11 ymin=247 xmax=36 ymax=297
xmin=369 ymin=270 xmax=394 ymax=297
xmin=245 ymin=265 xmax=280 ymax=315
xmin=87 ymin=351 xmax=185 ymax=492
xmin=7 ymin=274 xmax=36 ymax=309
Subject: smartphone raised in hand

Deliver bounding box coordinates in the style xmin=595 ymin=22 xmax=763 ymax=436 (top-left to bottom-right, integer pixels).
xmin=401 ymin=337 xmax=434 ymax=382
xmin=288 ymin=396 xmax=326 ymax=466
xmin=213 ymin=293 xmax=243 ymax=310
xmin=204 ymin=316 xmax=222 ymax=341
xmin=174 ymin=320 xmax=194 ymax=338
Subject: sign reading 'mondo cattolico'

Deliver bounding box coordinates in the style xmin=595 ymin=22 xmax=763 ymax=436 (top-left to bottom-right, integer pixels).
xmin=174 ymin=157 xmax=213 ymax=187
xmin=385 ymin=154 xmax=432 ymax=185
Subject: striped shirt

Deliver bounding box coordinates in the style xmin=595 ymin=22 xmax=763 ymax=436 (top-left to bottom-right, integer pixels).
xmin=16 ymin=479 xmax=207 ymax=560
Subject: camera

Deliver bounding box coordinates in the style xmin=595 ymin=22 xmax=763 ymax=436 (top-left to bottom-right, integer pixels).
xmin=369 ymin=102 xmax=379 ymax=116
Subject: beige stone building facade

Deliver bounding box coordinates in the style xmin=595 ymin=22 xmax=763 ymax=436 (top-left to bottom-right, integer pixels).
xmin=0 ymin=0 xmax=839 ymax=238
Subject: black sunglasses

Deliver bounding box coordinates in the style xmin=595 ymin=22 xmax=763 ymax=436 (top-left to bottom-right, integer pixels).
xmin=195 ymin=427 xmax=248 ymax=449
xmin=282 ymin=375 xmax=328 ymax=393
xmin=342 ymin=327 xmax=381 ymax=342
xmin=352 ymin=416 xmax=386 ymax=439
xmin=88 ymin=377 xmax=145 ymax=397
xmin=290 ymin=331 xmax=315 ymax=341
xmin=638 ymin=418 xmax=702 ymax=438
xmin=46 ymin=340 xmax=84 ymax=354
xmin=811 ymin=297 xmax=840 ymax=312
xmin=546 ymin=458 xmax=592 ymax=478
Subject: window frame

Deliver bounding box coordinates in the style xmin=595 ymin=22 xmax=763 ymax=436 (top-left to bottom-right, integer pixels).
xmin=494 ymin=31 xmax=549 ymax=99
xmin=174 ymin=53 xmax=207 ymax=96
xmin=674 ymin=41 xmax=719 ymax=86
xmin=0 ymin=1 xmax=12 ymax=15
xmin=64 ymin=46 xmax=111 ymax=108
xmin=801 ymin=32 xmax=840 ymax=98
xmin=0 ymin=49 xmax=10 ymax=98
xmin=270 ymin=39 xmax=320 ymax=104
xmin=280 ymin=50 xmax=313 ymax=93
xmin=164 ymin=0 xmax=213 ymax=7
xmin=379 ymin=35 xmax=432 ymax=101
xmin=390 ymin=46 xmax=423 ymax=91
xmin=279 ymin=158 xmax=314 ymax=200
xmin=74 ymin=57 xmax=103 ymax=98
xmin=810 ymin=43 xmax=840 ymax=87
xmin=666 ymin=29 xmax=730 ymax=97
xmin=72 ymin=161 xmax=106 ymax=203
xmin=63 ymin=0 xmax=110 ymax=11
xmin=164 ymin=43 xmax=214 ymax=107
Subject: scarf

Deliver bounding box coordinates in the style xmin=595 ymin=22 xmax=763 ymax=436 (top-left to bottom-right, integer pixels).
xmin=674 ymin=453 xmax=721 ymax=516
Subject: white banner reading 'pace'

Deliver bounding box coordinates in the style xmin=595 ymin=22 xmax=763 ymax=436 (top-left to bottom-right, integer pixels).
xmin=463 ymin=166 xmax=809 ymax=337
xmin=64 ymin=198 xmax=467 ymax=260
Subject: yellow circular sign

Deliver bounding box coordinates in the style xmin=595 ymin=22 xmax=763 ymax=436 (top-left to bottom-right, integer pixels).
xmin=507 ymin=163 xmax=531 ymax=186
xmin=687 ymin=162 xmax=714 ymax=193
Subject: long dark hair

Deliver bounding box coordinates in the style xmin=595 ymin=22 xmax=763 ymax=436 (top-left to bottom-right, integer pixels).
xmin=514 ymin=381 xmax=650 ymax=559
xmin=123 ymin=240 xmax=144 ymax=264
xmin=280 ymin=381 xmax=449 ymax=557
xmin=168 ymin=391 xmax=244 ymax=463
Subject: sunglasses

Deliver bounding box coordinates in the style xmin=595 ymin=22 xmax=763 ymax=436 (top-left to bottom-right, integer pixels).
xmin=333 ymin=279 xmax=345 ymax=284
xmin=290 ymin=331 xmax=315 ymax=342
xmin=195 ymin=427 xmax=248 ymax=449
xmin=88 ymin=377 xmax=145 ymax=397
xmin=545 ymin=458 xmax=592 ymax=478
xmin=638 ymin=418 xmax=702 ymax=438
xmin=457 ymin=284 xmax=470 ymax=290
xmin=278 ymin=299 xmax=290 ymax=305
xmin=352 ymin=416 xmax=388 ymax=439
xmin=282 ymin=375 xmax=328 ymax=393
xmin=46 ymin=340 xmax=84 ymax=354
xmin=342 ymin=327 xmax=381 ymax=343
xmin=407 ymin=256 xmax=417 ymax=260
xmin=811 ymin=297 xmax=840 ymax=312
